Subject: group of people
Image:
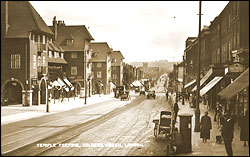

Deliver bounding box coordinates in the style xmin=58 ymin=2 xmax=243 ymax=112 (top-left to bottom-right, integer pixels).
xmin=200 ymin=108 xmax=249 ymax=156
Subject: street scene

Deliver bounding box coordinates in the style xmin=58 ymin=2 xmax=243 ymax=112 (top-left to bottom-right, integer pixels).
xmin=1 ymin=1 xmax=249 ymax=156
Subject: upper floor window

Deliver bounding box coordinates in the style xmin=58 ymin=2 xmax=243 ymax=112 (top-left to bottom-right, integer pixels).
xmin=97 ymin=63 xmax=102 ymax=67
xmin=61 ymin=53 xmax=64 ymax=59
xmin=71 ymin=66 xmax=77 ymax=75
xmin=71 ymin=52 xmax=77 ymax=58
xmin=11 ymin=54 xmax=20 ymax=69
xmin=97 ymin=71 xmax=102 ymax=78
xmin=67 ymin=39 xmax=73 ymax=45
xmin=42 ymin=35 xmax=46 ymax=44
xmin=49 ymin=51 xmax=53 ymax=58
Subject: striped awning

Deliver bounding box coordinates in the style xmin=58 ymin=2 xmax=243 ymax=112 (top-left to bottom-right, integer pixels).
xmin=184 ymin=79 xmax=196 ymax=88
xmin=218 ymin=68 xmax=249 ymax=99
xmin=200 ymin=76 xmax=223 ymax=96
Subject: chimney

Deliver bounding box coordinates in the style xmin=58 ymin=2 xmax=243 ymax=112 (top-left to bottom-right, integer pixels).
xmin=1 ymin=1 xmax=9 ymax=36
xmin=52 ymin=16 xmax=57 ymax=40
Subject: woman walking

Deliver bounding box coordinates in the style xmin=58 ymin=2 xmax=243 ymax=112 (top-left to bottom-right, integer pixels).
xmin=240 ymin=109 xmax=249 ymax=146
xmin=200 ymin=111 xmax=212 ymax=143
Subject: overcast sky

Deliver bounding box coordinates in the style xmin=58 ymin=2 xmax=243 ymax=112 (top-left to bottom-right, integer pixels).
xmin=30 ymin=1 xmax=229 ymax=62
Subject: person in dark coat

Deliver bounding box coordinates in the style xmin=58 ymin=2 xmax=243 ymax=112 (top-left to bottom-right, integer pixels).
xmin=221 ymin=112 xmax=234 ymax=156
xmin=200 ymin=111 xmax=212 ymax=143
xmin=240 ymin=109 xmax=249 ymax=146
xmin=166 ymin=91 xmax=169 ymax=101
xmin=173 ymin=102 xmax=179 ymax=122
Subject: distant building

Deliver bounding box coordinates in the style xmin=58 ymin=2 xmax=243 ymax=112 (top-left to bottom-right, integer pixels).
xmin=49 ymin=17 xmax=94 ymax=97
xmin=110 ymin=51 xmax=125 ymax=86
xmin=90 ymin=42 xmax=113 ymax=95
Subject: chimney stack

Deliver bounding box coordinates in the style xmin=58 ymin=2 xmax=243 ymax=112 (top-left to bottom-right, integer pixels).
xmin=53 ymin=16 xmax=57 ymax=40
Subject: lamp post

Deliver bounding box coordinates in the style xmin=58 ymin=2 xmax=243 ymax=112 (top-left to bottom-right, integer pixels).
xmin=194 ymin=1 xmax=202 ymax=132
xmin=84 ymin=49 xmax=87 ymax=105
xmin=182 ymin=55 xmax=185 ymax=105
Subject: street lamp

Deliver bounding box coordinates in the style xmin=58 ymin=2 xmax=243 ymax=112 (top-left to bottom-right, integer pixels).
xmin=194 ymin=1 xmax=202 ymax=132
xmin=182 ymin=55 xmax=185 ymax=105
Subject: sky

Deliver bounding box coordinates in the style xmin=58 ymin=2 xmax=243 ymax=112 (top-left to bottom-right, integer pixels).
xmin=30 ymin=1 xmax=229 ymax=63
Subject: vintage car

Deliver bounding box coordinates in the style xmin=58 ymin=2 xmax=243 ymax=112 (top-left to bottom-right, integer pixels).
xmin=120 ymin=91 xmax=131 ymax=101
xmin=147 ymin=90 xmax=156 ymax=99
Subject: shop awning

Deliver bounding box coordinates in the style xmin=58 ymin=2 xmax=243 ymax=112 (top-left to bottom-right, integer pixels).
xmin=200 ymin=76 xmax=223 ymax=96
xmin=58 ymin=78 xmax=66 ymax=87
xmin=63 ymin=78 xmax=74 ymax=90
xmin=192 ymin=68 xmax=213 ymax=92
xmin=48 ymin=57 xmax=68 ymax=64
xmin=52 ymin=80 xmax=62 ymax=87
xmin=218 ymin=68 xmax=249 ymax=99
xmin=131 ymin=80 xmax=142 ymax=87
xmin=184 ymin=79 xmax=196 ymax=88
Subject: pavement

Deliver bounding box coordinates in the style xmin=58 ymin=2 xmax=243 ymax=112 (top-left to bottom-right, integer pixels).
xmin=1 ymin=93 xmax=116 ymax=125
xmin=169 ymin=93 xmax=249 ymax=156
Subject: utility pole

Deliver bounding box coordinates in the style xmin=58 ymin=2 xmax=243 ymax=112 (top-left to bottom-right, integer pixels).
xmin=194 ymin=1 xmax=202 ymax=132
xmin=84 ymin=49 xmax=87 ymax=104
xmin=182 ymin=55 xmax=185 ymax=105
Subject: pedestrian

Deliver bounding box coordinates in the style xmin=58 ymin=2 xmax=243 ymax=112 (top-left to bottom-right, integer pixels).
xmin=173 ymin=102 xmax=179 ymax=123
xmin=170 ymin=127 xmax=183 ymax=154
xmin=200 ymin=111 xmax=212 ymax=143
xmin=221 ymin=112 xmax=234 ymax=156
xmin=240 ymin=109 xmax=249 ymax=146
xmin=214 ymin=102 xmax=223 ymax=122
xmin=166 ymin=91 xmax=169 ymax=101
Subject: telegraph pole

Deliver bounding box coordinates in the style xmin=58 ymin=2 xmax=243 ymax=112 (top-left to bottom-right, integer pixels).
xmin=194 ymin=1 xmax=202 ymax=132
xmin=182 ymin=55 xmax=185 ymax=105
xmin=84 ymin=49 xmax=87 ymax=105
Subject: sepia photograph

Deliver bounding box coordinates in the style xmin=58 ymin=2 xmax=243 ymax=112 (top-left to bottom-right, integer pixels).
xmin=1 ymin=1 xmax=249 ymax=156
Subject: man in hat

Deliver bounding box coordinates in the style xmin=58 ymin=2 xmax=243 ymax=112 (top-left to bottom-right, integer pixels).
xmin=221 ymin=112 xmax=234 ymax=156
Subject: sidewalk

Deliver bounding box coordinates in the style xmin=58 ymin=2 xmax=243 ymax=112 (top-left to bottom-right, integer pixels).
xmin=170 ymin=93 xmax=249 ymax=156
xmin=1 ymin=93 xmax=115 ymax=125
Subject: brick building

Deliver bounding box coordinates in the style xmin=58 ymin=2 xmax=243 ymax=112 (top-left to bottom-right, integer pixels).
xmin=1 ymin=1 xmax=54 ymax=106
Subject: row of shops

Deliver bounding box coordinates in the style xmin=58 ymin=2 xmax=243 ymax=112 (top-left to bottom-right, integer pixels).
xmin=184 ymin=65 xmax=249 ymax=119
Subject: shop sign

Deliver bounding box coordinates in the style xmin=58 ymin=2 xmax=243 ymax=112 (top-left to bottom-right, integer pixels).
xmin=228 ymin=63 xmax=244 ymax=73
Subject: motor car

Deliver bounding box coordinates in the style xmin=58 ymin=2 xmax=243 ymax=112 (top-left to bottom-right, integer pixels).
xmin=139 ymin=90 xmax=146 ymax=96
xmin=147 ymin=90 xmax=156 ymax=99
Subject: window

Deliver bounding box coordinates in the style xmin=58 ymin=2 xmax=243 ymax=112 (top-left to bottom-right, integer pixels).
xmin=37 ymin=35 xmax=40 ymax=43
xmin=32 ymin=55 xmax=36 ymax=70
xmin=61 ymin=53 xmax=64 ymax=59
xmin=49 ymin=51 xmax=52 ymax=58
xmin=71 ymin=52 xmax=77 ymax=58
xmin=71 ymin=66 xmax=77 ymax=75
xmin=42 ymin=35 xmax=46 ymax=44
xmin=11 ymin=54 xmax=20 ymax=69
xmin=112 ymin=74 xmax=117 ymax=80
xmin=97 ymin=71 xmax=102 ymax=78
xmin=67 ymin=39 xmax=73 ymax=45
xmin=97 ymin=63 xmax=102 ymax=67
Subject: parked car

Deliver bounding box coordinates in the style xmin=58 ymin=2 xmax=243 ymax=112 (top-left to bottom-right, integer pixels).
xmin=140 ymin=90 xmax=146 ymax=96
xmin=147 ymin=90 xmax=156 ymax=99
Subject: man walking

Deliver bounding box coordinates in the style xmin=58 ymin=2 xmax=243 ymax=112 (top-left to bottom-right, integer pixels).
xmin=200 ymin=111 xmax=212 ymax=143
xmin=173 ymin=102 xmax=179 ymax=123
xmin=221 ymin=112 xmax=234 ymax=156
xmin=166 ymin=91 xmax=169 ymax=101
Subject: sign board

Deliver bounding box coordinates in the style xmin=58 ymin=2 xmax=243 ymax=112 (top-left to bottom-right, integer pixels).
xmin=228 ymin=63 xmax=244 ymax=73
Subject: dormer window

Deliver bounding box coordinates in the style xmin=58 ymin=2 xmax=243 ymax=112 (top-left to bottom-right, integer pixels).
xmin=67 ymin=39 xmax=73 ymax=45
xmin=61 ymin=53 xmax=64 ymax=59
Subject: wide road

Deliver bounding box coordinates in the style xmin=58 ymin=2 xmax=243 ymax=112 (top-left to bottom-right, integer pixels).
xmin=4 ymin=77 xmax=172 ymax=156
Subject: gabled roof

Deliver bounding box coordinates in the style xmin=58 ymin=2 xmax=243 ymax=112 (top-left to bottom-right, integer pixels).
xmin=111 ymin=51 xmax=125 ymax=60
xmin=49 ymin=25 xmax=94 ymax=51
xmin=6 ymin=1 xmax=53 ymax=38
xmin=110 ymin=51 xmax=125 ymax=66
xmin=90 ymin=42 xmax=112 ymax=62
